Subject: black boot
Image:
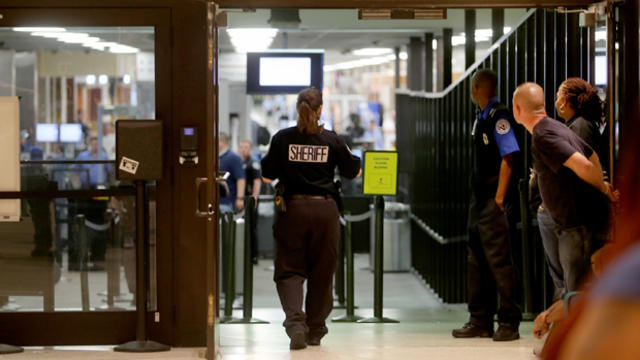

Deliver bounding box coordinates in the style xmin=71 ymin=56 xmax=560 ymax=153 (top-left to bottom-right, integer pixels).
xmin=289 ymin=331 xmax=307 ymax=350
xmin=493 ymin=323 xmax=520 ymax=341
xmin=452 ymin=323 xmax=493 ymax=338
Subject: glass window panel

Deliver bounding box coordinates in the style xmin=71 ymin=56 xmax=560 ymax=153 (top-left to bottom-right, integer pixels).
xmin=0 ymin=26 xmax=157 ymax=312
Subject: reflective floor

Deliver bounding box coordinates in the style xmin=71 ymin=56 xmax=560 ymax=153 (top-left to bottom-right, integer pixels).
xmin=5 ymin=256 xmax=543 ymax=359
xmin=6 ymin=311 xmax=539 ymax=359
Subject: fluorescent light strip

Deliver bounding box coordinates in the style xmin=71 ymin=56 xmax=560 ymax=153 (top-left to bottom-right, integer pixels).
xmin=227 ymin=28 xmax=278 ymax=53
xmin=352 ymin=48 xmax=393 ymax=56
xmin=325 ymin=54 xmax=397 ymax=72
xmin=30 ymin=30 xmax=140 ymax=53
xmin=13 ymin=27 xmax=65 ymax=32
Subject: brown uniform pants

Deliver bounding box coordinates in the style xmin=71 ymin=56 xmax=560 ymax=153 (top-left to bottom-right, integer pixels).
xmin=273 ymin=197 xmax=339 ymax=339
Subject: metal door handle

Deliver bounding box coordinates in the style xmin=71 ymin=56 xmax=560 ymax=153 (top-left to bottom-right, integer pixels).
xmin=216 ymin=171 xmax=230 ymax=183
xmin=195 ymin=177 xmax=213 ymax=217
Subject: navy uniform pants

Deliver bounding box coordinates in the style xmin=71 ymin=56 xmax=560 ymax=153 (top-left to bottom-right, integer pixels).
xmin=467 ymin=194 xmax=522 ymax=328
xmin=273 ymin=197 xmax=339 ymax=339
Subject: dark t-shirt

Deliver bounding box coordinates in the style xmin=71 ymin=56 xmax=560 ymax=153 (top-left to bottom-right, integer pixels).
xmin=243 ymin=155 xmax=261 ymax=196
xmin=529 ymin=116 xmax=603 ymax=217
xmin=261 ymin=127 xmax=361 ymax=198
xmin=219 ymin=149 xmax=245 ymax=207
xmin=567 ymin=116 xmax=603 ymax=160
xmin=532 ymin=117 xmax=608 ymax=230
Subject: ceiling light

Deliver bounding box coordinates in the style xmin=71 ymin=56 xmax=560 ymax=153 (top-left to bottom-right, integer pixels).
xmin=399 ymin=52 xmax=408 ymax=60
xmin=98 ymin=74 xmax=109 ymax=85
xmin=452 ymin=35 xmax=466 ymax=46
xmin=86 ymin=75 xmax=96 ymax=85
xmin=31 ymin=31 xmax=69 ymax=38
xmin=358 ymin=8 xmax=446 ymax=20
xmin=55 ymin=33 xmax=90 ymax=42
xmin=84 ymin=43 xmax=106 ymax=51
xmin=13 ymin=27 xmax=65 ymax=32
xmin=227 ymin=28 xmax=278 ymax=53
xmin=432 ymin=39 xmax=438 ymax=50
xmin=352 ymin=48 xmax=393 ymax=56
xmin=32 ymin=32 xmax=91 ymax=42
xmin=325 ymin=54 xmax=397 ymax=72
xmin=475 ymin=29 xmax=493 ymax=38
xmin=108 ymin=44 xmax=139 ymax=54
xmin=60 ymin=36 xmax=98 ymax=44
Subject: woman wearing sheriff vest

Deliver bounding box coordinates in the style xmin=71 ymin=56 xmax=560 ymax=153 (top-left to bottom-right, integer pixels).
xmin=261 ymin=87 xmax=361 ymax=350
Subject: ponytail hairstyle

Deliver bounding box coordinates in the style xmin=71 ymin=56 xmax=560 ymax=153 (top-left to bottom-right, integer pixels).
xmin=559 ymin=77 xmax=604 ymax=126
xmin=296 ymin=87 xmax=324 ymax=135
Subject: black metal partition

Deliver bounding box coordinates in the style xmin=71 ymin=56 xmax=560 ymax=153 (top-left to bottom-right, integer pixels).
xmin=397 ymin=9 xmax=596 ymax=308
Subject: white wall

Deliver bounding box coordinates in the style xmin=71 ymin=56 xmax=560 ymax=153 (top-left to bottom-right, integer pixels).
xmin=0 ymin=97 xmax=20 ymax=221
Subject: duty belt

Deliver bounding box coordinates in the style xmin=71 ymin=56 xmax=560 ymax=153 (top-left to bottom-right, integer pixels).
xmin=291 ymin=194 xmax=331 ymax=200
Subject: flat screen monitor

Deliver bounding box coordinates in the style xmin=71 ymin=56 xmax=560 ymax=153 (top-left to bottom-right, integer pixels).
xmin=247 ymin=50 xmax=324 ymax=94
xmin=36 ymin=123 xmax=59 ymax=142
xmin=60 ymin=123 xmax=83 ymax=142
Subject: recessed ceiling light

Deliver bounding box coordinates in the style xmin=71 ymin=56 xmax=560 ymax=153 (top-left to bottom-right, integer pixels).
xmin=13 ymin=27 xmax=65 ymax=32
xmin=352 ymin=48 xmax=393 ymax=56
xmin=108 ymin=44 xmax=139 ymax=54
xmin=226 ymin=28 xmax=278 ymax=53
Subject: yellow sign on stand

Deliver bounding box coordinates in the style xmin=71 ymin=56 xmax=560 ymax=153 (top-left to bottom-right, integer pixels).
xmin=363 ymin=151 xmax=398 ymax=195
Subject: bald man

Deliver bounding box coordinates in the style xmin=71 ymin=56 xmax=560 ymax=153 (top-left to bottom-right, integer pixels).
xmin=452 ymin=69 xmax=522 ymax=342
xmin=513 ymin=83 xmax=617 ymax=293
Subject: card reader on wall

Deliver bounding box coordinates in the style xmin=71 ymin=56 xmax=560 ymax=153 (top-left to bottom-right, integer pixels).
xmin=179 ymin=126 xmax=198 ymax=165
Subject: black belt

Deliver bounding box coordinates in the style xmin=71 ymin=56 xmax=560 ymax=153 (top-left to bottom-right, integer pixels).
xmin=291 ymin=194 xmax=331 ymax=200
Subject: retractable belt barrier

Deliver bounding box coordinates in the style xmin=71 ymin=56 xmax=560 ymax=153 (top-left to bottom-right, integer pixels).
xmin=220 ymin=212 xmax=236 ymax=323
xmin=221 ymin=196 xmax=399 ymax=325
xmin=334 ymin=196 xmax=398 ymax=324
xmin=334 ymin=210 xmax=373 ymax=310
xmin=221 ymin=197 xmax=268 ymax=324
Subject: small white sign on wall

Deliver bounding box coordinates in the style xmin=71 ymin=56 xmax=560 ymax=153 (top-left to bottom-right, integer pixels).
xmin=0 ymin=97 xmax=20 ymax=222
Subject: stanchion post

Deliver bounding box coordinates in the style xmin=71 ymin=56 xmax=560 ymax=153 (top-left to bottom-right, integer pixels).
xmin=227 ymin=197 xmax=268 ymax=324
xmin=358 ymin=196 xmax=398 ymax=323
xmin=332 ymin=211 xmax=363 ymax=322
xmin=115 ymin=180 xmax=170 ymax=352
xmin=99 ymin=211 xmax=124 ymax=311
xmin=334 ymin=225 xmax=346 ymax=309
xmin=519 ymin=179 xmax=534 ymax=320
xmin=221 ymin=212 xmax=239 ymax=323
xmin=78 ymin=215 xmax=90 ymax=311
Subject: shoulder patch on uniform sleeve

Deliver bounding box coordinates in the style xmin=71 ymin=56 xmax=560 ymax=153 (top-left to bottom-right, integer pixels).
xmin=252 ymin=161 xmax=260 ymax=170
xmin=495 ymin=119 xmax=511 ymax=135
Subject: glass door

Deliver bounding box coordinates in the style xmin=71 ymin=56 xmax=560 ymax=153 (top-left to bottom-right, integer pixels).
xmin=0 ymin=7 xmax=172 ymax=345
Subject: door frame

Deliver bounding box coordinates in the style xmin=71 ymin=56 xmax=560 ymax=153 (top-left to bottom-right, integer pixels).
xmin=0 ymin=6 xmax=174 ymax=345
